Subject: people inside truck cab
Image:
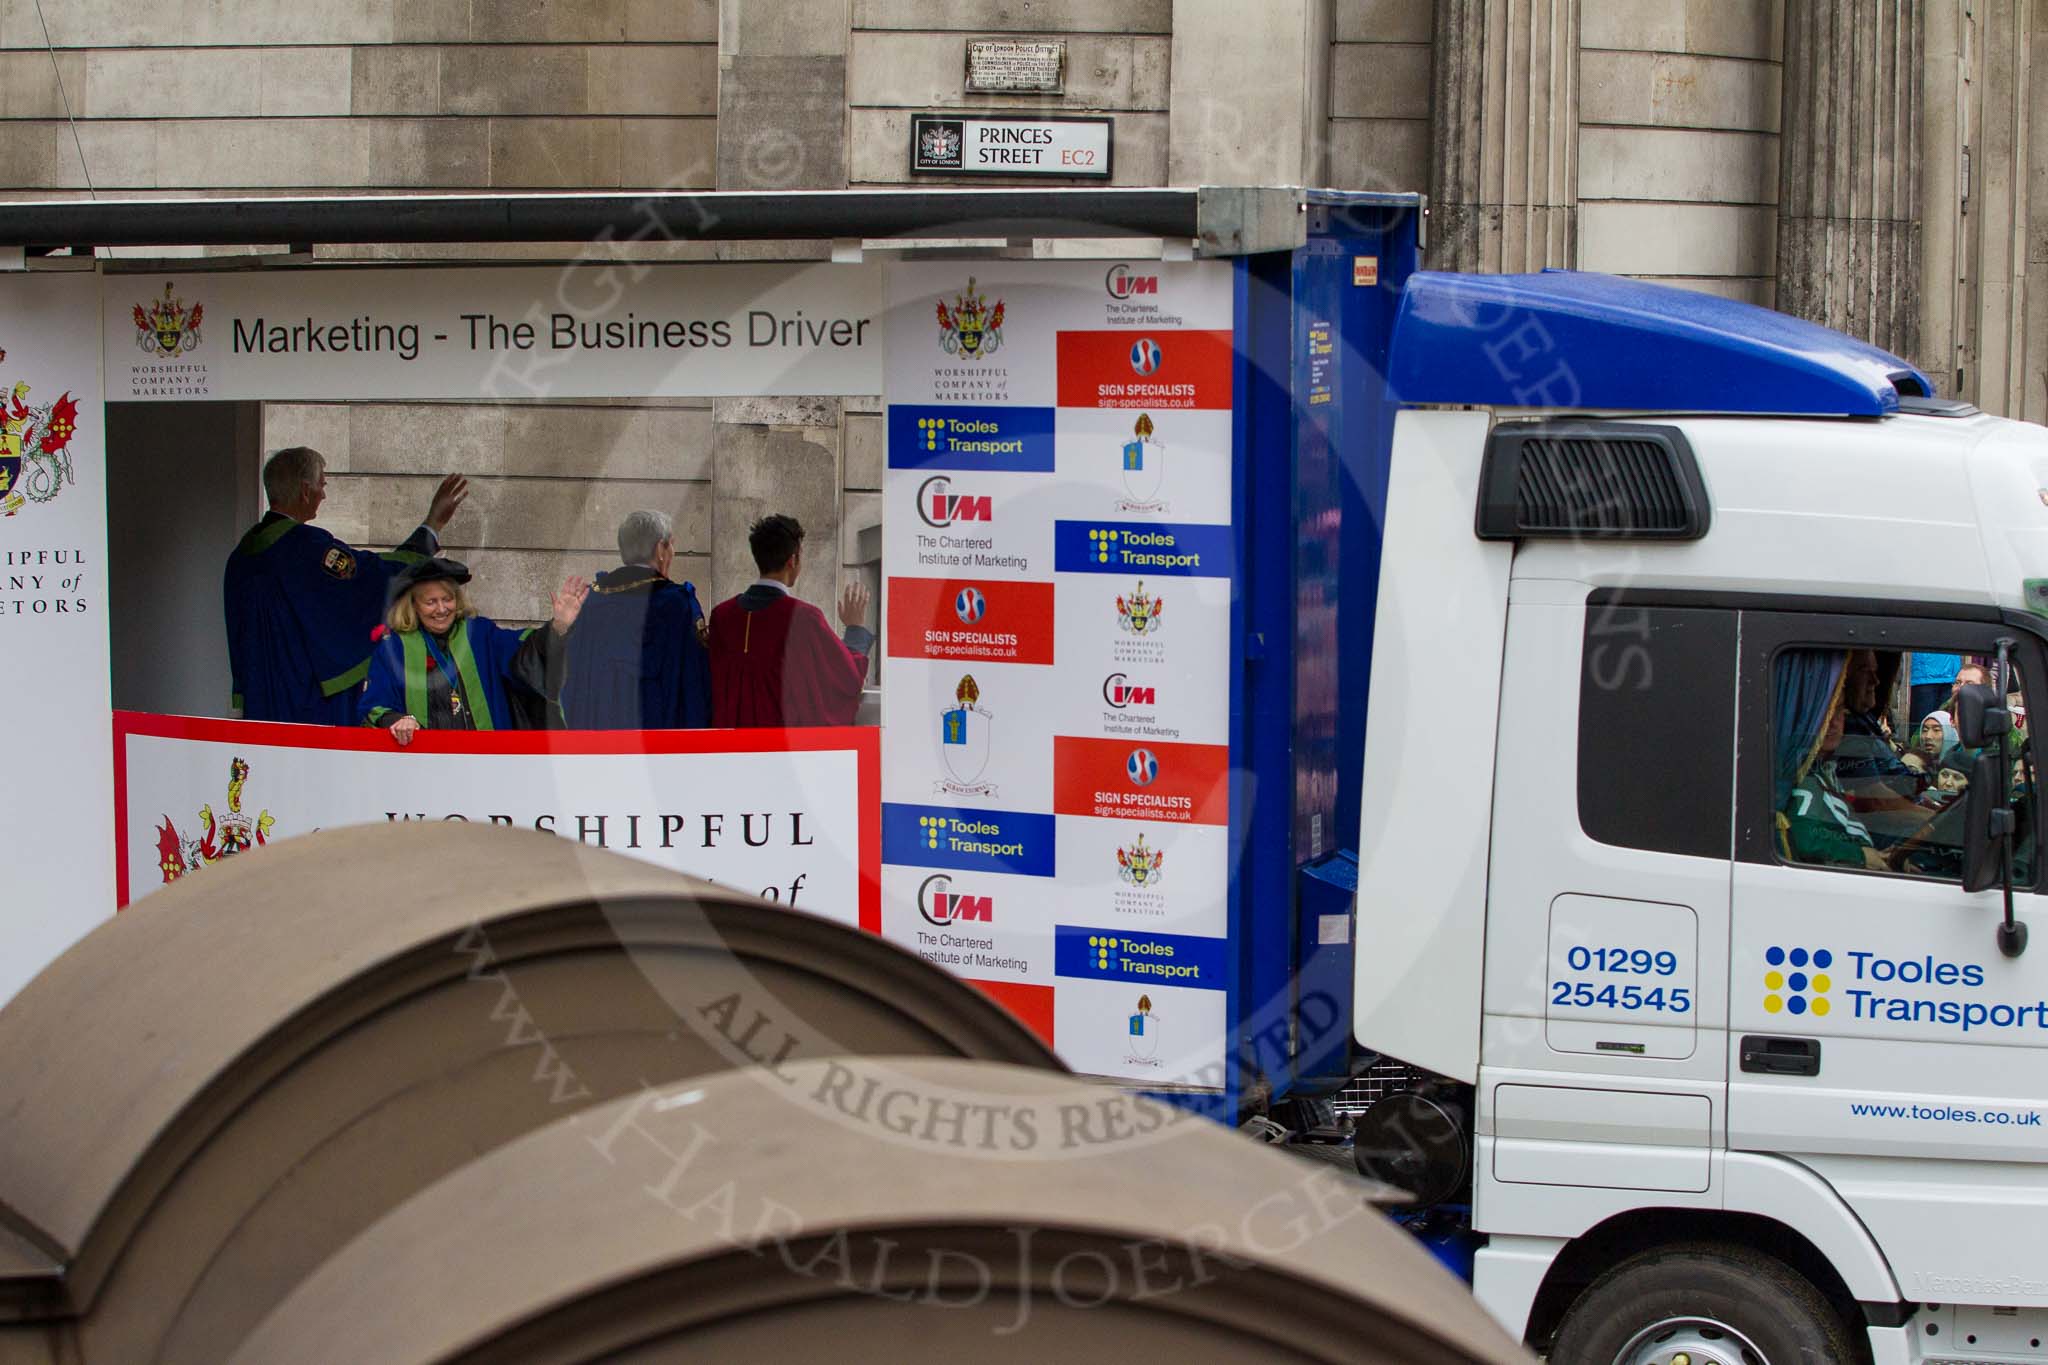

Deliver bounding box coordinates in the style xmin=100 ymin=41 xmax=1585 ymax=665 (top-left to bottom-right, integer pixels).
xmin=1831 ymin=649 xmax=1918 ymax=795
xmin=1775 ymin=649 xmax=1951 ymax=874
xmin=1908 ymin=649 xmax=1963 ymax=728
xmin=1780 ymin=688 xmax=1890 ymax=871
xmin=1916 ymin=710 xmax=1961 ymax=767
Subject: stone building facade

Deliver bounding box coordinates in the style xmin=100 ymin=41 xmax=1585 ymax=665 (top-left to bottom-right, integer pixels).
xmin=0 ymin=0 xmax=2039 ymax=633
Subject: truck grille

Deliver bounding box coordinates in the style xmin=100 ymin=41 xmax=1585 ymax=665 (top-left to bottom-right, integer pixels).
xmin=1331 ymin=1060 xmax=1423 ymax=1118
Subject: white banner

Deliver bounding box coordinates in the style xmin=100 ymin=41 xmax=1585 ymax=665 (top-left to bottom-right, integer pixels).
xmin=878 ymin=259 xmax=1238 ymax=1086
xmin=103 ymin=262 xmax=884 ymax=402
xmin=114 ymin=715 xmax=879 ymax=932
xmin=0 ymin=269 xmax=113 ymax=1006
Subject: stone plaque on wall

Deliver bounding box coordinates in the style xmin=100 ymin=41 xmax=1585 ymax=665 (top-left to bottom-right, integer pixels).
xmin=965 ymin=40 xmax=1065 ymax=94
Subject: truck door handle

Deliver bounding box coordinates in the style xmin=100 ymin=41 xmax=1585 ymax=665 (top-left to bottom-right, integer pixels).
xmin=1740 ymin=1035 xmax=1821 ymax=1077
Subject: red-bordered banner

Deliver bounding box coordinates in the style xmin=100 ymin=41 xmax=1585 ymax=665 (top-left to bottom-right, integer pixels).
xmin=112 ymin=711 xmax=881 ymax=933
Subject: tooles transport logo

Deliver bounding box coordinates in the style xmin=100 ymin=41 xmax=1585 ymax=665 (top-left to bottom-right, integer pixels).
xmin=917 ymin=872 xmax=993 ymax=926
xmin=1763 ymin=945 xmax=1834 ymax=1017
xmin=1764 ymin=944 xmax=2048 ymax=1035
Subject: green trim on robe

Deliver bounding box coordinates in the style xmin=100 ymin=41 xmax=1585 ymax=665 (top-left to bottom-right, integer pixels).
xmin=236 ymin=516 xmax=297 ymax=557
xmin=318 ymin=656 xmax=371 ymax=697
xmin=401 ymin=629 xmax=431 ymax=723
xmin=449 ymin=619 xmax=494 ymax=731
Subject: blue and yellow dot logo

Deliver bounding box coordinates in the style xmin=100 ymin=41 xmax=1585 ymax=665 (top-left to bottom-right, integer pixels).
xmin=917 ymin=416 xmax=946 ymax=450
xmin=1089 ymin=934 xmax=1119 ymax=971
xmin=917 ymin=814 xmax=949 ymax=849
xmin=1764 ymin=946 xmax=1832 ymax=1017
xmin=1087 ymin=527 xmax=1120 ymax=563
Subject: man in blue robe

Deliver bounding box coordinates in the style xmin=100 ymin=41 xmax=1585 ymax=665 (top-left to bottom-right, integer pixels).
xmin=223 ymin=445 xmax=467 ymax=724
xmin=559 ymin=509 xmax=711 ymax=729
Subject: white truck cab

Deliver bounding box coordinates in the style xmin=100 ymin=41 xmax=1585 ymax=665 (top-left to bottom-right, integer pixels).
xmin=1356 ymin=274 xmax=2048 ymax=1364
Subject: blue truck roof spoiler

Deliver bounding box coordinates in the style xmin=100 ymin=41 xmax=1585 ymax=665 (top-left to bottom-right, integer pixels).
xmin=1387 ymin=269 xmax=1933 ymax=417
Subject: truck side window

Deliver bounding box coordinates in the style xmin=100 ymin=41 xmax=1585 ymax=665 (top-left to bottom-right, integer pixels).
xmin=1771 ymin=646 xmax=2035 ymax=882
xmin=1578 ymin=605 xmax=1736 ymax=858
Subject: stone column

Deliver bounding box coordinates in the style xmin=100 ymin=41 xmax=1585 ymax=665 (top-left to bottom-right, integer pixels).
xmin=711 ymin=0 xmax=855 ymax=617
xmin=1777 ymin=0 xmax=1923 ymax=366
xmin=1428 ymin=0 xmax=1578 ymax=272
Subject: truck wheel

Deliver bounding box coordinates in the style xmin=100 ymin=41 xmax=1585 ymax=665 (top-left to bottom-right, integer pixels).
xmin=1548 ymin=1243 xmax=1859 ymax=1365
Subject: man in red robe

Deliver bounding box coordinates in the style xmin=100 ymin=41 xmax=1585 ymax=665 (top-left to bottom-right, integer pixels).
xmin=709 ymin=513 xmax=873 ymax=727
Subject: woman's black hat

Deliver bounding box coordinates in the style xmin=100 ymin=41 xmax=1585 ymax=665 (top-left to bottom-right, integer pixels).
xmin=390 ymin=556 xmax=472 ymax=598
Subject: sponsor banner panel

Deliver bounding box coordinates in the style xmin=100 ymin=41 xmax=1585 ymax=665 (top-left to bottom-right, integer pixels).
xmin=885 ymin=576 xmax=1054 ymax=665
xmin=1058 ymin=651 xmax=1224 ymax=749
xmin=114 ymin=715 xmax=880 ymax=932
xmin=880 ymin=657 xmax=1054 ymax=811
xmin=1053 ymin=976 xmax=1228 ymax=1085
xmin=881 ymin=261 xmax=1238 ymax=407
xmin=1054 ymin=329 xmax=1234 ymax=410
xmin=887 ymin=468 xmax=1056 ymax=580
xmin=886 ymin=404 xmax=1054 ymax=472
xmin=883 ymin=258 xmax=1238 ymax=1087
xmin=967 ymin=976 xmax=1056 ymax=1048
xmin=884 ymin=268 xmax=1058 ymax=409
xmin=1052 ymin=736 xmax=1229 ymax=827
xmin=0 ymin=269 xmax=113 ymax=1007
xmin=1055 ymin=924 xmax=1228 ymax=992
xmin=103 ymin=264 xmax=885 ymax=401
xmin=1054 ymin=816 xmax=1227 ymax=934
xmin=1052 ymin=573 xmax=1229 ymax=686
xmin=880 ymin=801 xmax=1055 ymax=878
xmin=880 ymin=865 xmax=1051 ymax=989
xmin=1048 ymin=406 xmax=1234 ymax=524
xmin=1052 ymin=519 xmax=1232 ymax=579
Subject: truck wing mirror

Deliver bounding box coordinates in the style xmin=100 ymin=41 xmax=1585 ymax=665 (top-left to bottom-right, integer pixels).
xmin=1962 ymin=752 xmax=2013 ymax=894
xmin=1956 ymin=683 xmax=2012 ymax=750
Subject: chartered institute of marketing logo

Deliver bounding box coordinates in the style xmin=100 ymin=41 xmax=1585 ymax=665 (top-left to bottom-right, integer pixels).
xmin=938 ymin=673 xmax=997 ymax=797
xmin=1118 ymin=412 xmax=1167 ymax=512
xmin=1102 ymin=673 xmax=1156 ymax=709
xmin=916 ymin=872 xmax=993 ymax=926
xmin=156 ymin=756 xmax=276 ymax=883
xmin=1105 ymin=264 xmax=1159 ymax=299
xmin=1126 ymin=747 xmax=1158 ymax=786
xmin=133 ymin=280 xmax=204 ymax=358
xmin=1764 ymin=945 xmax=1834 ymax=1017
xmin=954 ymin=585 xmax=987 ymax=624
xmin=916 ymin=474 xmax=993 ymax=528
xmin=0 ymin=359 xmax=81 ymax=519
xmin=1129 ymin=337 xmax=1162 ymax=375
xmin=935 ymin=277 xmax=1006 ymax=360
xmin=1116 ymin=581 xmax=1164 ymax=635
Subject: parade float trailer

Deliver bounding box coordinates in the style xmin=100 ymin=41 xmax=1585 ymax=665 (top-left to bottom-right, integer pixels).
xmin=5 ymin=187 xmax=2047 ymax=1362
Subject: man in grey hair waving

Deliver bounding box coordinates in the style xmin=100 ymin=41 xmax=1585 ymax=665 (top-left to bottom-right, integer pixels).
xmin=558 ymin=508 xmax=711 ymax=729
